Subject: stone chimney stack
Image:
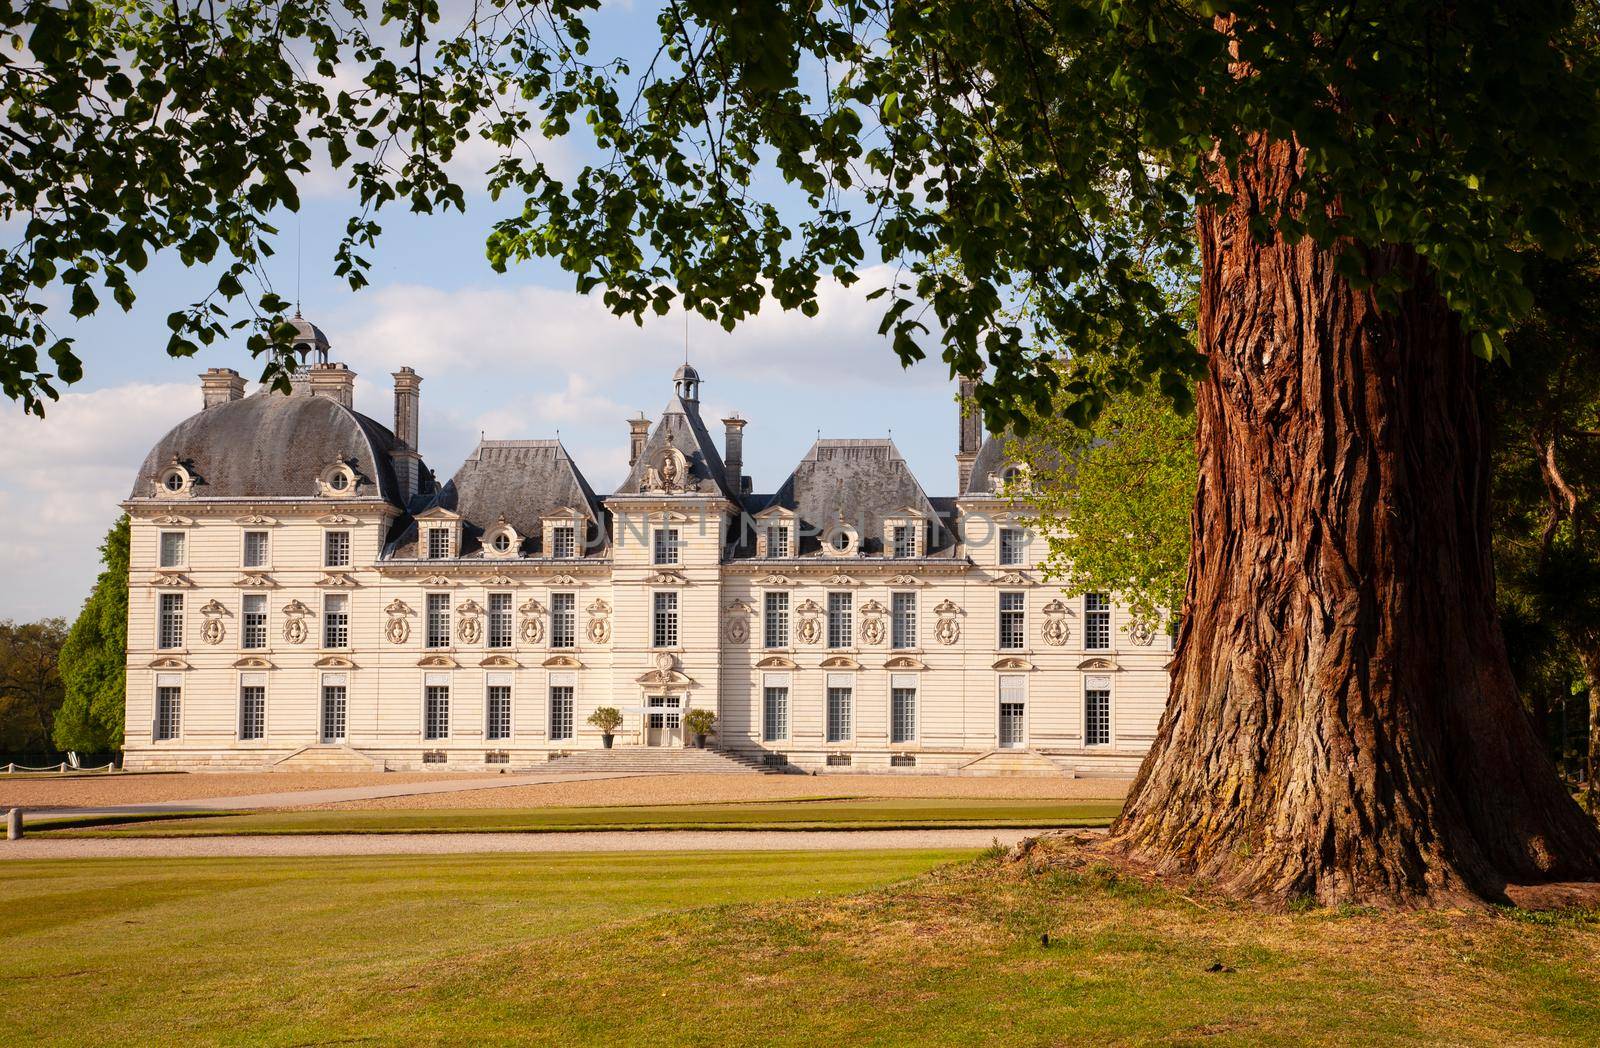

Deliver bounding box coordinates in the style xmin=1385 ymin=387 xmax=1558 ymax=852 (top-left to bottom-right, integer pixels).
xmin=200 ymin=368 xmax=246 ymax=409
xmin=956 ymin=375 xmax=981 ymax=492
xmin=628 ymin=414 xmax=651 ymax=467
xmin=391 ymin=368 xmax=423 ymax=503
xmin=308 ymin=362 xmax=356 ymax=409
xmin=723 ymin=415 xmax=747 ymax=495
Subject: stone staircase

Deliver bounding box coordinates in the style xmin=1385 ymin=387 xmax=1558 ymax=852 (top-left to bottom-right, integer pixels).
xmin=269 ymin=745 xmax=386 ymax=773
xmin=542 ymin=746 xmax=777 ymax=775
xmin=955 ymin=749 xmax=1075 ymax=777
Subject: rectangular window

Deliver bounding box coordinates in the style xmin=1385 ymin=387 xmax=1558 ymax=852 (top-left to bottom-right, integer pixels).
xmin=551 ymin=525 xmax=576 ymax=558
xmin=157 ymin=593 xmax=184 ymax=650
xmin=891 ymin=683 xmax=917 ymax=744
xmin=424 ymin=684 xmax=450 ymax=740
xmin=426 ymin=593 xmax=451 ymax=648
xmin=826 ymin=684 xmax=853 ymax=743
xmin=765 ymin=524 xmax=789 ymax=558
xmin=763 ymin=591 xmax=790 ymax=648
xmin=827 ymin=592 xmax=853 ymax=648
xmin=324 ymin=530 xmax=350 ymax=568
xmin=426 ymin=527 xmax=450 ymax=560
xmin=892 ymin=524 xmax=915 ymax=559
xmin=486 ymin=683 xmax=512 ymax=741
xmin=653 ymin=528 xmax=680 ymax=565
xmin=550 ymin=592 xmax=576 ymax=649
xmin=242 ymin=530 xmax=269 ymax=568
xmin=154 ymin=685 xmax=181 ymax=741
xmin=158 ymin=531 xmax=185 ymax=568
xmin=487 ymin=592 xmax=513 ymax=649
xmin=1085 ymin=682 xmax=1112 ymax=746
xmin=999 ymin=592 xmax=1026 ymax=650
xmin=241 ymin=594 xmax=267 ymax=650
xmin=763 ymin=685 xmax=789 ymax=742
xmin=891 ymin=592 xmax=917 ymax=649
xmin=999 ymin=528 xmax=1026 ymax=566
xmin=323 ymin=594 xmax=349 ymax=648
xmin=1085 ymin=593 xmax=1112 ymax=650
xmin=653 ymin=591 xmax=679 ymax=648
xmin=239 ymin=683 xmax=266 ymax=741
xmin=321 ymin=681 xmax=347 ymax=742
xmin=999 ymin=674 xmax=1027 ymax=749
xmin=549 ymin=684 xmax=574 ymax=741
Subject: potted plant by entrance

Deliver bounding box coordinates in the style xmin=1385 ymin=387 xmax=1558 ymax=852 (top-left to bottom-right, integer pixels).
xmin=684 ymin=708 xmax=717 ymax=749
xmin=588 ymin=707 xmax=624 ymax=749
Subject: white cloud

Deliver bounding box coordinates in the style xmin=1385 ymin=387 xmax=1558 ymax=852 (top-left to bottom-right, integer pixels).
xmin=0 ymin=382 xmax=197 ymax=621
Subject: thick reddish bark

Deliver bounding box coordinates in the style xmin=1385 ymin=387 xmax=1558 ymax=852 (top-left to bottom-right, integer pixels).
xmin=1109 ymin=134 xmax=1600 ymax=906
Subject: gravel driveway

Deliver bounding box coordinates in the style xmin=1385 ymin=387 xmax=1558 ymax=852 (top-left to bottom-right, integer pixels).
xmin=0 ymin=827 xmax=1043 ymax=859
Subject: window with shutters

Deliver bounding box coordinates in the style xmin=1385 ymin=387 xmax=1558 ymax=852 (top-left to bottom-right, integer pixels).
xmin=486 ymin=682 xmax=512 ymax=740
xmin=239 ymin=680 xmax=266 ymax=740
xmin=424 ymin=683 xmax=451 ymax=739
xmin=891 ymin=592 xmax=917 ymax=649
xmin=999 ymin=528 xmax=1026 ymax=566
xmin=653 ymin=528 xmax=681 ymax=565
xmin=551 ymin=525 xmax=576 ymax=558
xmin=550 ymin=592 xmax=576 ymax=649
xmin=425 ymin=593 xmax=451 ymax=648
xmin=241 ymin=594 xmax=267 ymax=650
xmin=763 ymin=591 xmax=790 ymax=648
xmin=242 ymin=530 xmax=269 ymax=568
xmin=157 ymin=593 xmax=184 ymax=649
xmin=549 ymin=682 xmax=575 ymax=741
xmin=1085 ymin=593 xmax=1112 ymax=649
xmin=323 ymin=594 xmax=349 ymax=648
xmin=827 ymin=592 xmax=853 ymax=648
xmin=999 ymin=592 xmax=1026 ymax=650
xmin=763 ymin=680 xmax=790 ymax=741
xmin=158 ymin=531 xmax=185 ymax=568
xmin=487 ymin=592 xmax=513 ymax=648
xmin=653 ymin=591 xmax=679 ymax=648
xmin=324 ymin=530 xmax=350 ymax=567
xmin=154 ymin=684 xmax=182 ymax=741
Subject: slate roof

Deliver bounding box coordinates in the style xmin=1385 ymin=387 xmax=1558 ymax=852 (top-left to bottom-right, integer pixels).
xmin=129 ymin=387 xmax=422 ymax=506
xmin=612 ymin=391 xmax=740 ymax=503
xmin=757 ymin=438 xmax=956 ymax=557
xmin=390 ymin=439 xmax=605 ymax=558
xmin=964 ymin=432 xmax=1011 ymax=495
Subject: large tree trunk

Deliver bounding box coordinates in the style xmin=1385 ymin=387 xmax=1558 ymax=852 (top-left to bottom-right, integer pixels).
xmin=1108 ymin=133 xmax=1600 ymax=906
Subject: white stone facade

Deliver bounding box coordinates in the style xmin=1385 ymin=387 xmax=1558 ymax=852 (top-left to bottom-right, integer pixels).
xmin=122 ymin=332 xmax=1172 ymax=774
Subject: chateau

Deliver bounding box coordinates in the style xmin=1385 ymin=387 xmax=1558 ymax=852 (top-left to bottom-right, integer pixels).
xmin=122 ymin=316 xmax=1172 ymax=774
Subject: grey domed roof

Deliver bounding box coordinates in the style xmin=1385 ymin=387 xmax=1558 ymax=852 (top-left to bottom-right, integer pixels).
xmin=129 ymin=389 xmax=417 ymax=505
xmin=673 ymin=363 xmax=701 ymax=382
xmin=288 ymin=313 xmax=329 ymax=354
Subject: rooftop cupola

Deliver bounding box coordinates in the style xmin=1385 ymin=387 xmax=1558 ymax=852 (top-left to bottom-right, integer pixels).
xmin=673 ymin=362 xmax=701 ymax=403
xmin=288 ymin=310 xmax=331 ymax=365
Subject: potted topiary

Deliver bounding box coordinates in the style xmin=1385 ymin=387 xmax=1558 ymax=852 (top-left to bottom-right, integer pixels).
xmin=684 ymin=708 xmax=717 ymax=749
xmin=588 ymin=706 xmax=624 ymax=749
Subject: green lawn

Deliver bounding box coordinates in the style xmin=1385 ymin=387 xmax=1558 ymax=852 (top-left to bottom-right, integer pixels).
xmin=36 ymin=797 xmax=1122 ymax=835
xmin=3 ymin=848 xmax=1597 ymax=1044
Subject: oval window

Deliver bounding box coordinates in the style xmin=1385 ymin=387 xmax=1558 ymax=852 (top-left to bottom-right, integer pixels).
xmin=492 ymin=532 xmax=512 ymax=553
xmin=329 ymin=471 xmax=350 ymax=491
xmin=163 ymin=471 xmax=184 ymax=492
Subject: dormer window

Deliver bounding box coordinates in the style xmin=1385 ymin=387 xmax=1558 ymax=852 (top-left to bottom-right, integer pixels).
xmin=551 ymin=525 xmax=576 ymax=559
xmin=998 ymin=463 xmax=1031 ymax=494
xmin=319 ymin=462 xmax=358 ymax=497
xmin=426 ymin=528 xmax=451 ymax=560
xmin=156 ymin=461 xmax=193 ymax=497
xmin=883 ymin=514 xmax=924 ymax=558
xmin=491 ymin=533 xmax=512 ymax=553
xmin=483 ymin=520 xmax=520 ymax=558
xmin=822 ymin=521 xmax=859 ymax=558
xmin=892 ymin=525 xmax=915 ymax=559
xmin=163 ymin=471 xmax=184 ymax=492
xmin=765 ymin=524 xmax=790 ymax=559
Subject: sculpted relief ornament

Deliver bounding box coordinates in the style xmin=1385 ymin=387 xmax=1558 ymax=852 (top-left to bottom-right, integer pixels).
xmin=282 ymin=600 xmax=311 ymax=645
xmin=640 ymin=446 xmax=691 ymax=494
xmin=519 ymin=598 xmax=546 ymax=644
xmin=724 ymin=598 xmax=754 ymax=644
xmin=1041 ymin=599 xmax=1069 ymax=647
xmin=587 ymin=598 xmax=612 ymax=644
xmin=1128 ymin=620 xmax=1156 ymax=646
xmin=933 ymin=599 xmax=963 ymax=646
xmin=796 ymin=598 xmax=824 ymax=645
xmin=199 ymin=599 xmax=227 ymax=645
xmin=456 ymin=599 xmax=485 ymax=645
xmin=859 ymin=598 xmax=888 ymax=646
xmin=385 ymin=599 xmax=413 ymax=644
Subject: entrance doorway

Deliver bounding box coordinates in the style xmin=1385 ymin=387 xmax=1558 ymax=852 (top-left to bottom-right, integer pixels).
xmin=999 ymin=702 xmax=1026 ymax=749
xmin=646 ymin=695 xmax=682 ymax=747
xmin=321 ymin=684 xmax=347 ymax=744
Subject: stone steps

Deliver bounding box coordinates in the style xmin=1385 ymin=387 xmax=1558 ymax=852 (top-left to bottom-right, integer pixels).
xmin=543 ymin=747 xmax=774 ymax=775
xmin=955 ymin=749 xmax=1074 ymax=777
xmin=269 ymin=745 xmax=386 ymax=773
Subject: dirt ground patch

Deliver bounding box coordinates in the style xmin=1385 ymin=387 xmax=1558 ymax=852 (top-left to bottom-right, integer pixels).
xmin=296 ymin=773 xmax=1132 ymax=810
xmin=0 ymin=771 xmax=503 ymax=808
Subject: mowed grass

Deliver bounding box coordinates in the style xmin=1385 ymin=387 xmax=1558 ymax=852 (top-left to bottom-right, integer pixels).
xmin=4 ymin=848 xmax=1599 ymax=1045
xmin=36 ymin=797 xmax=1122 ymax=835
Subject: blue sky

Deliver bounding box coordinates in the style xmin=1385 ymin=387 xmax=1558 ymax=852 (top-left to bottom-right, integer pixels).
xmin=0 ymin=25 xmax=966 ymax=621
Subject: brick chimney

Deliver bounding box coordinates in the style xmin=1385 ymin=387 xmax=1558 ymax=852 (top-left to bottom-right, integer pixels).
xmin=723 ymin=415 xmax=746 ymax=494
xmin=628 ymin=414 xmax=651 ymax=467
xmin=308 ymin=362 xmax=356 ymax=408
xmin=391 ymin=367 xmax=423 ymax=503
xmin=200 ymin=368 xmax=246 ymax=409
xmin=956 ymin=375 xmax=981 ymax=492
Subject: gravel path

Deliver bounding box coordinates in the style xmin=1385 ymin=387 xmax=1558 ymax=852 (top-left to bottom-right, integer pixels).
xmin=0 ymin=827 xmax=1043 ymax=859
xmin=0 ymin=771 xmax=507 ymax=809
